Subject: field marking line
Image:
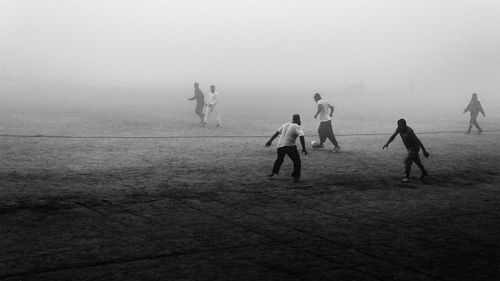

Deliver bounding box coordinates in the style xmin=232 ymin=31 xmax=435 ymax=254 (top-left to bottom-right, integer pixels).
xmin=1 ymin=130 xmax=500 ymax=139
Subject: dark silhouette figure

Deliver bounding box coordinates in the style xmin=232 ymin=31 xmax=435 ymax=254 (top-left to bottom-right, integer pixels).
xmin=463 ymin=93 xmax=486 ymax=134
xmin=313 ymin=93 xmax=340 ymax=152
xmin=383 ymin=118 xmax=429 ymax=182
xmin=188 ymin=82 xmax=205 ymax=123
xmin=266 ymin=114 xmax=308 ymax=182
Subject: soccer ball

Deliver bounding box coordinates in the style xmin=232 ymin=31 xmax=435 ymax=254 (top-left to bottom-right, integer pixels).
xmin=311 ymin=140 xmax=322 ymax=149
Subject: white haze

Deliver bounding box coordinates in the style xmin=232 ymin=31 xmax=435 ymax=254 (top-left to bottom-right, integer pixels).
xmin=1 ymin=0 xmax=500 ymax=118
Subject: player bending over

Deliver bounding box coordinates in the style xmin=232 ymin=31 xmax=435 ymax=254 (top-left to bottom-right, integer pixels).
xmin=266 ymin=114 xmax=308 ymax=183
xmin=383 ymin=118 xmax=429 ymax=182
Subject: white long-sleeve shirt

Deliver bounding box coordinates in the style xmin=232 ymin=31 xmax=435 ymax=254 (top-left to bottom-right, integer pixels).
xmin=207 ymin=91 xmax=219 ymax=106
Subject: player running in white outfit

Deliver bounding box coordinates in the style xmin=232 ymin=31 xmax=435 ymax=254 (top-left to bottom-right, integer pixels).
xmin=203 ymin=85 xmax=221 ymax=127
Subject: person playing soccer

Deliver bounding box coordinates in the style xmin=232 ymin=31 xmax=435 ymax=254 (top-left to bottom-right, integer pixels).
xmin=383 ymin=118 xmax=429 ymax=182
xmin=463 ymin=93 xmax=486 ymax=134
xmin=266 ymin=114 xmax=308 ymax=183
xmin=203 ymin=85 xmax=221 ymax=127
xmin=313 ymin=93 xmax=340 ymax=152
xmin=188 ymin=82 xmax=205 ymax=124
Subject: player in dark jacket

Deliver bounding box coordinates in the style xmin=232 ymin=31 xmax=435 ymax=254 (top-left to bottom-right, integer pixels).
xmin=188 ymin=82 xmax=205 ymax=123
xmin=383 ymin=118 xmax=429 ymax=182
xmin=463 ymin=93 xmax=486 ymax=134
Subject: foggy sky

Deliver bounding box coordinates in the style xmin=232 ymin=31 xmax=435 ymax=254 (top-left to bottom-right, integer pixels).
xmin=2 ymin=0 xmax=500 ymax=102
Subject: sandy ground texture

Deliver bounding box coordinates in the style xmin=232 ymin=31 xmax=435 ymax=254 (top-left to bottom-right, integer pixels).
xmin=1 ymin=129 xmax=499 ymax=281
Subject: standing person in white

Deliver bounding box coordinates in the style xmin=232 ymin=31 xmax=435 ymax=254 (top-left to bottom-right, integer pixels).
xmin=203 ymin=85 xmax=221 ymax=127
xmin=313 ymin=93 xmax=340 ymax=152
xmin=265 ymin=114 xmax=308 ymax=183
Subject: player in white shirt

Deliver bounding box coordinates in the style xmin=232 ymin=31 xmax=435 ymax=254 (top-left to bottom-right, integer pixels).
xmin=265 ymin=114 xmax=308 ymax=182
xmin=203 ymin=85 xmax=221 ymax=127
xmin=313 ymin=93 xmax=340 ymax=152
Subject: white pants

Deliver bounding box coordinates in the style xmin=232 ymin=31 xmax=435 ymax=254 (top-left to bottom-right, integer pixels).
xmin=204 ymin=104 xmax=221 ymax=125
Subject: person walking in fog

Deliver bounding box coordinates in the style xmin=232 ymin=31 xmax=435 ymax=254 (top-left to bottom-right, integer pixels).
xmin=463 ymin=93 xmax=486 ymax=134
xmin=188 ymin=82 xmax=205 ymax=124
xmin=383 ymin=118 xmax=429 ymax=183
xmin=266 ymin=114 xmax=308 ymax=183
xmin=203 ymin=85 xmax=221 ymax=127
xmin=313 ymin=93 xmax=341 ymax=152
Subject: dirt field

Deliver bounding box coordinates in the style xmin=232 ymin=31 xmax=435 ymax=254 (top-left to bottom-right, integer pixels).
xmin=1 ymin=103 xmax=499 ymax=281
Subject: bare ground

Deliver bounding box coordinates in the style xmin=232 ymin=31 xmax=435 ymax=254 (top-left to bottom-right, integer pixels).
xmin=1 ymin=132 xmax=499 ymax=281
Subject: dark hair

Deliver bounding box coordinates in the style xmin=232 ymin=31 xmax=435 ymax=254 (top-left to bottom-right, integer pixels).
xmin=397 ymin=118 xmax=406 ymax=126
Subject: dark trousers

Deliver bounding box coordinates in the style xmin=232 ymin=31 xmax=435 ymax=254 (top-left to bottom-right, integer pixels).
xmin=318 ymin=120 xmax=338 ymax=146
xmin=195 ymin=103 xmax=205 ymax=121
xmin=467 ymin=112 xmax=482 ymax=133
xmin=272 ymin=145 xmax=301 ymax=178
xmin=404 ymin=147 xmax=426 ymax=177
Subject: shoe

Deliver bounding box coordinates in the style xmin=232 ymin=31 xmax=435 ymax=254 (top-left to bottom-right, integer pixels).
xmin=333 ymin=146 xmax=341 ymax=153
xmin=293 ymin=177 xmax=301 ymax=183
xmin=318 ymin=143 xmax=325 ymax=149
xmin=268 ymin=172 xmax=275 ymax=178
xmin=216 ymin=124 xmax=221 ymax=127
xmin=420 ymin=171 xmax=428 ymax=179
xmin=478 ymin=130 xmax=483 ymax=134
xmin=401 ymin=177 xmax=410 ymax=183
